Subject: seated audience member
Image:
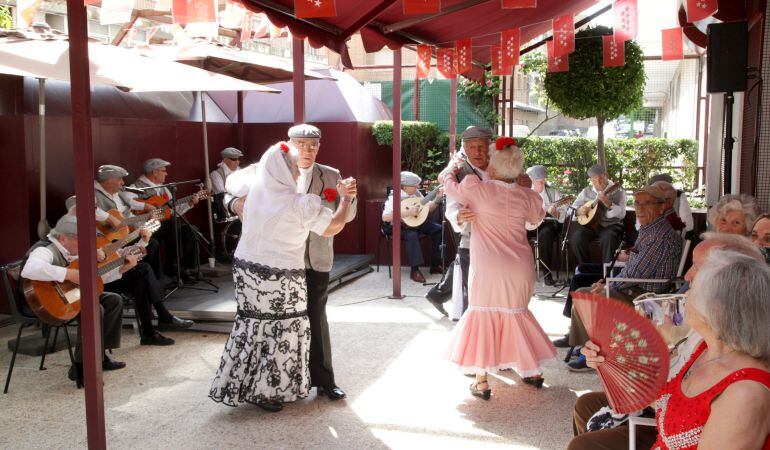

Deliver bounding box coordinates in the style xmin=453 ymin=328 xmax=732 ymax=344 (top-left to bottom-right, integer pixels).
xmin=20 ymin=215 xmax=127 ymax=388
xmin=526 ymin=164 xmax=568 ymax=286
xmin=570 ymin=165 xmax=627 ymax=265
xmin=567 ymin=234 xmax=765 ymax=450
xmin=382 ymin=171 xmax=443 ymax=283
xmin=648 ymin=173 xmax=693 ymax=234
xmin=562 ymin=184 xmax=682 ymax=370
xmin=750 ymin=214 xmax=770 ymax=264
xmin=708 ymin=193 xmax=759 ymax=235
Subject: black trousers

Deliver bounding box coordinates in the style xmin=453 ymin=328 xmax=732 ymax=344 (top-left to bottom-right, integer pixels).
xmin=155 ymin=220 xmax=201 ymax=274
xmin=458 ymin=248 xmax=470 ymax=314
xmin=74 ymin=292 xmax=123 ymax=363
xmin=563 ymin=263 xmax=607 ymax=318
xmin=306 ymin=269 xmax=335 ymax=388
xmin=537 ymin=221 xmax=562 ymax=271
xmin=570 ymin=223 xmax=624 ymax=265
xmin=105 ymin=262 xmax=164 ymax=336
xmin=384 ymin=221 xmax=443 ymax=268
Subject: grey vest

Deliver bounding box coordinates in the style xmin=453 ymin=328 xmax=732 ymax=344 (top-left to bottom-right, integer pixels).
xmin=131 ymin=178 xmax=163 ymax=200
xmin=94 ymin=189 xmax=132 ymax=215
xmin=578 ymin=185 xmax=624 ymax=227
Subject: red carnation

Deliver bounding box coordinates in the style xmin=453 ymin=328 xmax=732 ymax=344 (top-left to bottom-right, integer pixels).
xmin=323 ymin=188 xmax=337 ymax=202
xmin=495 ymin=136 xmax=517 ymax=150
xmin=279 ymin=142 xmax=290 ymax=153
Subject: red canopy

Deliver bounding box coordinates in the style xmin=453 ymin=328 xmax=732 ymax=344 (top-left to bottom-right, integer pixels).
xmin=242 ymin=0 xmax=599 ymax=68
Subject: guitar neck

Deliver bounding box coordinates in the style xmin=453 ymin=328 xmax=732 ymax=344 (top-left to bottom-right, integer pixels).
xmin=120 ymin=213 xmax=151 ymax=227
xmin=101 ymin=229 xmax=142 ymax=255
xmin=97 ymin=256 xmax=125 ymax=277
xmin=419 ymin=187 xmax=442 ymax=205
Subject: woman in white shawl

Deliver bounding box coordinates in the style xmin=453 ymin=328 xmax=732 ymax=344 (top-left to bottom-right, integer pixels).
xmin=210 ymin=142 xmax=353 ymax=412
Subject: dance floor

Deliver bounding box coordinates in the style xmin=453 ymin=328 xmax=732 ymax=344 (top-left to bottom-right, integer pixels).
xmin=0 ymin=267 xmax=601 ymax=449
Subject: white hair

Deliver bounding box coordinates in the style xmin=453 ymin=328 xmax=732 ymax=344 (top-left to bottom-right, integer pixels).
xmin=700 ymin=232 xmax=765 ymax=261
xmin=690 ymin=249 xmax=770 ymax=364
xmin=708 ymin=194 xmax=760 ymax=231
xmin=488 ymin=146 xmax=524 ymax=181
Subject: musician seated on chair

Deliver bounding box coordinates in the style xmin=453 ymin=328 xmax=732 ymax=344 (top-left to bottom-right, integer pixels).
xmin=67 ymin=195 xmax=194 ymax=346
xmin=560 ymin=184 xmax=682 ymax=371
xmin=210 ymin=147 xmax=243 ymax=220
xmin=382 ymin=171 xmax=444 ymax=283
xmin=127 ymin=158 xmax=203 ymax=281
xmin=571 ymin=164 xmax=627 ymax=265
xmin=527 ymin=164 xmax=569 ymax=286
xmin=20 ymin=215 xmax=127 ymax=389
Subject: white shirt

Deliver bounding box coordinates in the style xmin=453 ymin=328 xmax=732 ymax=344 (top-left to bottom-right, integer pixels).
xmin=21 ymin=235 xmax=121 ymax=284
xmin=297 ymin=166 xmax=313 ymax=194
xmin=210 ymin=162 xmax=237 ymax=195
xmin=129 ymin=175 xmax=192 ymax=216
xmin=535 ymin=185 xmax=568 ymax=224
xmin=571 ymin=182 xmax=627 ymax=222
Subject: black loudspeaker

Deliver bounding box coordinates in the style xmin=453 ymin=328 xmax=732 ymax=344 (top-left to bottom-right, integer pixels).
xmin=707 ymin=21 xmax=748 ymax=93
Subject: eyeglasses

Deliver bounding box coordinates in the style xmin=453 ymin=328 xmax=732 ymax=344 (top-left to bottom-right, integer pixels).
xmin=292 ymin=141 xmax=320 ymax=151
xmin=633 ymin=200 xmax=664 ymax=208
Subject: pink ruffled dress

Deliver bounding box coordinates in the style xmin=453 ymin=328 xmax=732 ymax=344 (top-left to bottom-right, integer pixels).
xmin=442 ymin=173 xmax=557 ymax=377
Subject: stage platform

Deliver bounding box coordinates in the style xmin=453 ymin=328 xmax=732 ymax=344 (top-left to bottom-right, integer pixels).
xmin=163 ymin=254 xmax=373 ymax=326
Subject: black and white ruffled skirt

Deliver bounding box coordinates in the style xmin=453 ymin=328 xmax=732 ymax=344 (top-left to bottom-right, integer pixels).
xmin=209 ymin=258 xmax=311 ymax=406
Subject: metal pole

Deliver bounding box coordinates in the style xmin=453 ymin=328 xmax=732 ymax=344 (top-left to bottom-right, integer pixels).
xmin=391 ymin=49 xmax=404 ymax=299
xmin=508 ymin=70 xmax=515 ymax=136
xmin=449 ymin=77 xmax=457 ymax=157
xmin=237 ymin=91 xmax=245 ymax=152
xmin=723 ymin=93 xmax=735 ymax=195
xmin=293 ymin=36 xmax=305 ymax=124
xmin=200 ymin=92 xmax=216 ymax=259
xmin=37 ymin=78 xmax=49 ymax=239
xmin=65 ymin=0 xmax=106 ymax=447
xmin=414 ymin=74 xmax=419 ymax=120
xmin=501 ymin=76 xmax=506 ymax=136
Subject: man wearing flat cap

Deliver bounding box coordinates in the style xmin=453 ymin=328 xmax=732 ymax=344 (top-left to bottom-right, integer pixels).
xmin=570 ymin=164 xmax=627 ymax=265
xmin=648 ymin=173 xmax=693 ymax=234
xmin=226 ymin=124 xmax=358 ymax=400
xmin=526 ymin=165 xmax=568 ymax=286
xmin=20 ymin=214 xmax=129 ymax=387
xmin=382 ymin=171 xmax=444 ymax=283
xmin=128 ymin=158 xmax=203 ymax=280
xmin=211 ymin=147 xmax=243 ymax=196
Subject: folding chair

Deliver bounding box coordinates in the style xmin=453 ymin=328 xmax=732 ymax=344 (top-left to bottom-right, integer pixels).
xmin=605 ymin=239 xmax=692 ymax=297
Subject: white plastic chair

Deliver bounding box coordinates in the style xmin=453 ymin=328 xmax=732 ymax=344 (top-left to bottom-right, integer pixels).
xmin=628 ymin=416 xmax=656 ymax=450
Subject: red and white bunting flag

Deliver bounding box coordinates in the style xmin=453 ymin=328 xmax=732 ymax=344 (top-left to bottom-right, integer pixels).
xmin=240 ymin=12 xmax=253 ymax=43
xmin=220 ymin=0 xmax=247 ymax=29
xmin=416 ymin=45 xmax=432 ymax=79
xmin=437 ymin=48 xmax=456 ymax=79
xmin=84 ymin=0 xmax=100 ymax=5
xmin=613 ymin=0 xmax=638 ymax=43
xmin=661 ymin=27 xmax=684 ymax=61
xmin=603 ymin=35 xmax=625 ymax=67
xmin=404 ymin=0 xmax=440 ymax=15
xmin=552 ymin=14 xmax=574 ymax=57
xmin=100 ymin=0 xmax=135 ymax=25
xmin=172 ymin=0 xmax=217 ymax=25
xmin=547 ymin=40 xmax=569 ymax=73
xmin=252 ymin=15 xmax=269 ymax=38
xmin=491 ymin=44 xmax=504 ymax=76
xmin=295 ymin=0 xmax=337 ymax=19
xmin=501 ymin=28 xmax=520 ymax=70
xmin=501 ymin=0 xmax=536 ymax=8
xmin=15 ymin=0 xmax=42 ymax=28
xmin=455 ymin=38 xmax=472 ymax=74
xmin=686 ymin=0 xmax=718 ymax=22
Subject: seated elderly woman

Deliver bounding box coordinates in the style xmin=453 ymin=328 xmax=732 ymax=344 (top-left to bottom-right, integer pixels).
xmin=750 ymin=214 xmax=770 ymax=264
xmin=708 ymin=193 xmax=759 ymax=235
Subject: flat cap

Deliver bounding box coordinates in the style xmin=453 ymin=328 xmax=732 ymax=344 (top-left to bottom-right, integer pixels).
xmin=65 ymin=195 xmax=77 ymax=212
xmin=288 ymin=124 xmax=321 ymax=139
xmin=54 ymin=214 xmax=78 ymax=236
xmin=400 ymin=171 xmax=421 ymax=186
xmin=526 ymin=165 xmax=548 ymax=181
xmin=461 ymin=125 xmax=493 ymax=141
xmin=221 ymin=147 xmax=244 ymax=159
xmin=651 ymin=180 xmax=676 ymax=199
xmin=634 ymin=184 xmax=667 ymax=202
xmin=143 ymin=158 xmax=171 ymax=174
xmin=587 ymin=164 xmax=607 ymax=177
xmin=96 ymin=164 xmax=129 ymax=182
xmin=648 ymin=173 xmax=673 ymax=185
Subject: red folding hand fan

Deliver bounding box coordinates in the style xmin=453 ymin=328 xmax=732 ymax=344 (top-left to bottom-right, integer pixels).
xmin=573 ymin=292 xmax=669 ymax=413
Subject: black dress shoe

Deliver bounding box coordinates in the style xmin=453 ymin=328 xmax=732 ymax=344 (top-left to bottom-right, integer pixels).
xmin=469 ymin=382 xmax=491 ymax=400
xmin=522 ymin=376 xmax=545 ymax=388
xmin=318 ymin=385 xmax=346 ymax=400
xmin=552 ymin=335 xmax=570 ymax=348
xmin=140 ymin=331 xmax=175 ymax=346
xmin=425 ymin=295 xmax=449 ymax=317
xmin=68 ymin=363 xmax=84 ymax=389
xmin=157 ymin=316 xmax=194 ymax=332
xmin=256 ymin=399 xmax=283 ymax=412
xmin=543 ymin=274 xmax=555 ymax=286
xmin=102 ymin=356 xmax=126 ymax=371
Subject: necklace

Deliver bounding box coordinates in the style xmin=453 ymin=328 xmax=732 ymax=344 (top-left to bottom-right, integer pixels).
xmin=683 ymin=351 xmax=730 ymax=380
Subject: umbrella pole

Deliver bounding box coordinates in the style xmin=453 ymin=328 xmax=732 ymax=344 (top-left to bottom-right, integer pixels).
xmin=200 ymin=91 xmax=216 ymax=263
xmin=37 ymin=78 xmax=50 ymax=239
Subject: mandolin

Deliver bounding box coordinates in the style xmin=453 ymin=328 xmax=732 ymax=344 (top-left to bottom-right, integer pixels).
xmin=96 ymin=209 xmax=164 ymax=242
xmin=576 ymin=183 xmax=623 ymax=229
xmin=132 ymin=189 xmax=210 ymax=221
xmin=23 ymin=247 xmax=144 ymax=326
xmin=401 ymin=185 xmax=443 ymax=228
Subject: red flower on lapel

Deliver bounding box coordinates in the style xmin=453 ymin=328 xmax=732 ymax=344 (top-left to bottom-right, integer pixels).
xmin=279 ymin=142 xmax=290 ymax=153
xmin=323 ymin=188 xmax=337 ymax=202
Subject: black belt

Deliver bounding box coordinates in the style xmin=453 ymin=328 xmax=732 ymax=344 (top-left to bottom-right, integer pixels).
xmin=237 ymin=308 xmax=307 ymax=320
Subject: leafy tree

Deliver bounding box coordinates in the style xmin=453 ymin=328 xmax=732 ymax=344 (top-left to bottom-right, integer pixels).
xmin=0 ymin=6 xmax=13 ymax=30
xmin=543 ymin=25 xmax=645 ymax=166
xmin=457 ymin=70 xmax=501 ymax=128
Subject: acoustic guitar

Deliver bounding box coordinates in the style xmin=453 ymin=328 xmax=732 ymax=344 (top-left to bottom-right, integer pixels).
xmin=23 ymin=247 xmax=144 ymax=326
xmin=97 ymin=220 xmax=161 ymax=261
xmin=96 ymin=209 xmax=164 ymax=243
xmin=401 ymin=185 xmax=443 ymax=228
xmin=576 ymin=182 xmax=623 ymax=229
xmin=546 ymin=195 xmax=575 ymax=219
xmin=132 ymin=189 xmax=210 ymax=221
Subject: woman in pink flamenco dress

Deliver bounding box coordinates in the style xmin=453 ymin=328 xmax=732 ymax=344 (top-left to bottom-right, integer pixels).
xmin=441 ymin=138 xmax=557 ymax=399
